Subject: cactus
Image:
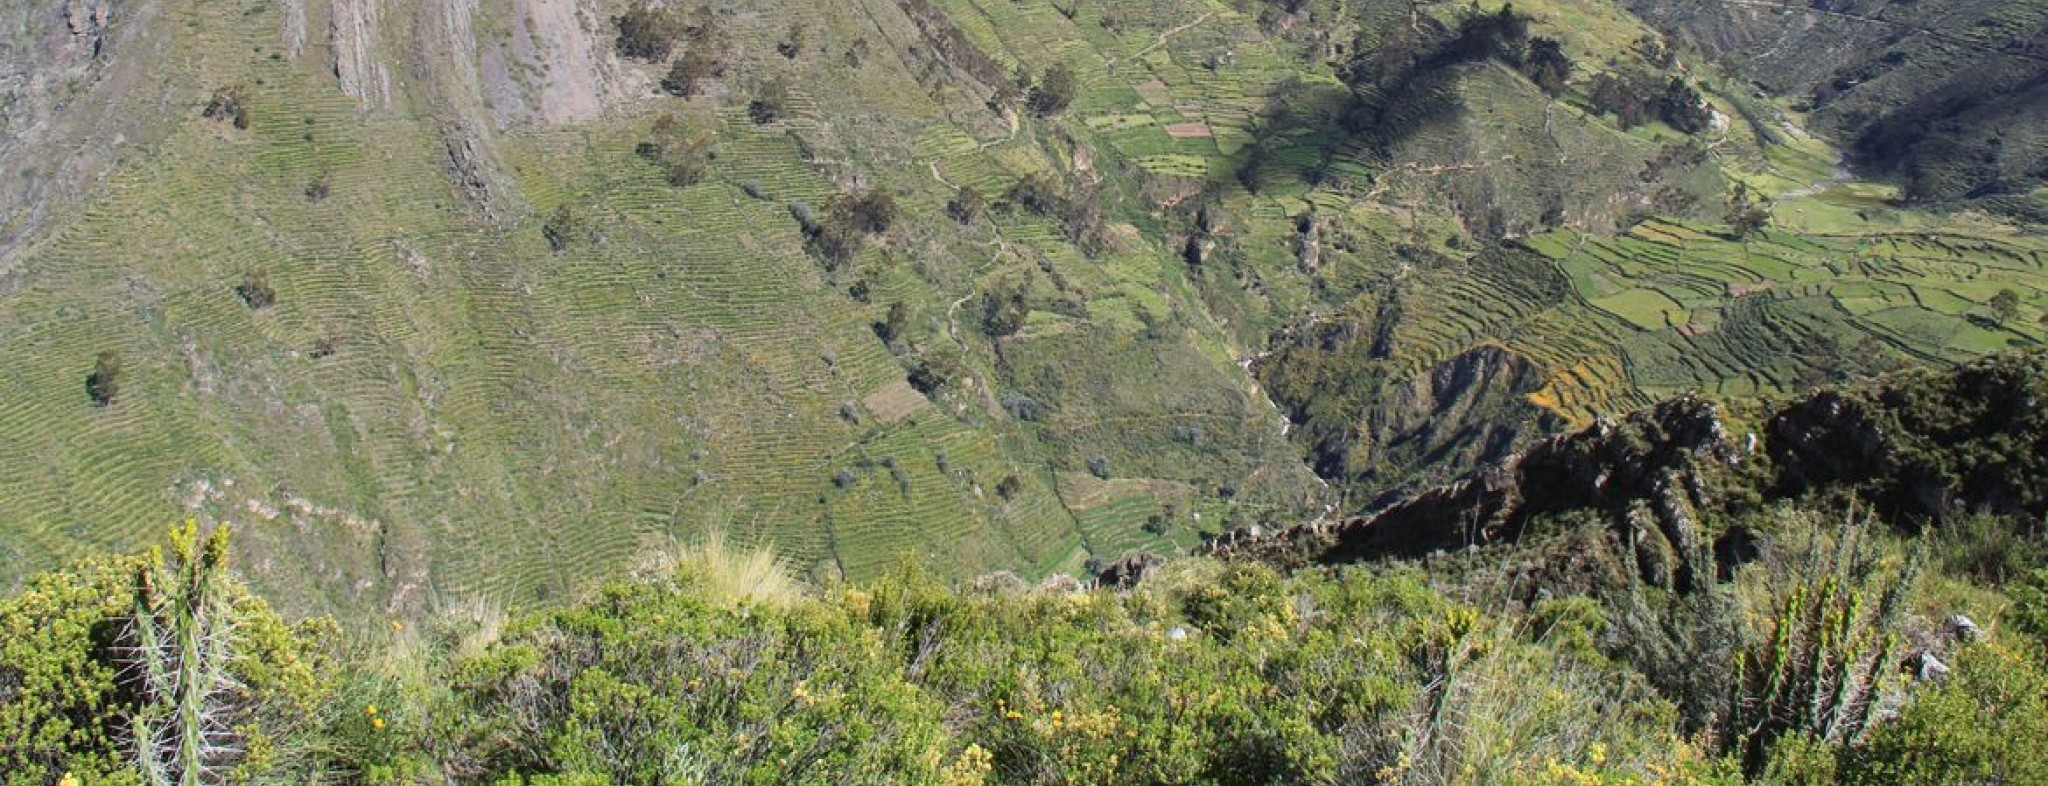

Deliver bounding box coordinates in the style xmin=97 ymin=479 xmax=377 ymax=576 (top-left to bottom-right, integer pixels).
xmin=121 ymin=522 xmax=244 ymax=786
xmin=1725 ymin=508 xmax=1921 ymax=775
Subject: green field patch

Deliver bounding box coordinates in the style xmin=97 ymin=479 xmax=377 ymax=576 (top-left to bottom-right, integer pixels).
xmin=1134 ymin=153 xmax=1215 ymax=177
xmin=1910 ymin=286 xmax=1979 ymax=315
xmin=1590 ymin=288 xmax=1683 ymax=330
xmin=1083 ymin=113 xmax=1159 ymax=132
xmin=1018 ymin=310 xmax=1086 ymax=338
xmin=1521 ymin=230 xmax=1579 ymax=260
xmin=915 ymin=125 xmax=984 ymax=160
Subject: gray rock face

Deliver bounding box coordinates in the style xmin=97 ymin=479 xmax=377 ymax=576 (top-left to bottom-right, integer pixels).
xmin=1203 ymin=394 xmax=1737 ymax=594
xmin=0 ymin=0 xmax=173 ymax=256
xmin=1914 ymin=651 xmax=1951 ymax=683
xmin=1093 ymin=552 xmax=1164 ymax=590
xmin=1949 ymin=615 xmax=1981 ymax=644
xmin=1350 ymin=344 xmax=1558 ymax=509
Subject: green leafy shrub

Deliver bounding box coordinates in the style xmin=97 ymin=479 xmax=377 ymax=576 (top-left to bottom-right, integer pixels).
xmin=86 ymin=350 xmax=123 ymax=406
xmin=445 ymin=567 xmax=956 ymax=785
xmin=0 ymin=523 xmax=328 ymax=786
xmin=12 ymin=506 xmax=2036 ymax=786
xmin=612 ymin=3 xmax=682 ymax=61
xmin=1839 ymin=643 xmax=2048 ymax=785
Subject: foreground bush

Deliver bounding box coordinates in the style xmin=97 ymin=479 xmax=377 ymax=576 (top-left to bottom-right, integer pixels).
xmin=0 ymin=523 xmax=326 ymax=786
xmin=4 ymin=506 xmax=2043 ymax=785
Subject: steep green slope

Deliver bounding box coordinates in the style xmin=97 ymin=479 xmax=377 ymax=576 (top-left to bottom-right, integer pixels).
xmin=1 ymin=0 xmax=2043 ymax=618
xmin=0 ymin=0 xmax=1341 ymax=615
xmin=1629 ymin=0 xmax=2048 ymax=204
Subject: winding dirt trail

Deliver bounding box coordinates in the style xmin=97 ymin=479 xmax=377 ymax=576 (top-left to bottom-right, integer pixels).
xmin=1137 ymin=11 xmax=1215 ymax=56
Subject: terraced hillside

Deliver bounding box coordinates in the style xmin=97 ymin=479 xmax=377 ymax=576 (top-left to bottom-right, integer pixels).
xmin=1 ymin=0 xmax=1351 ymax=615
xmin=1 ymin=0 xmax=2042 ymax=617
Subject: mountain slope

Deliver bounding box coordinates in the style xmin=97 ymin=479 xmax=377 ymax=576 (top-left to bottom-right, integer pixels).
xmin=1629 ymin=0 xmax=2048 ymax=203
xmin=0 ymin=0 xmax=2042 ymax=618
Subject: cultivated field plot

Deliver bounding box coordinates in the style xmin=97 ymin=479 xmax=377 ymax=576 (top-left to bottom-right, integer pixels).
xmin=1522 ymin=215 xmax=2048 ymax=417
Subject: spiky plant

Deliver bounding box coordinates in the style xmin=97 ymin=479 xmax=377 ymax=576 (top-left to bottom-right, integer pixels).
xmin=1726 ymin=508 xmax=1922 ymax=775
xmin=123 ymin=521 xmax=245 ymax=786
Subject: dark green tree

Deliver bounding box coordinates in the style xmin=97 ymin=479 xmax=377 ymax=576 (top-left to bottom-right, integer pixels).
xmin=1523 ymin=37 xmax=1572 ymax=95
xmin=1726 ymin=182 xmax=1771 ymax=238
xmin=235 ymin=270 xmax=277 ymax=310
xmin=1989 ymin=288 xmax=2021 ymax=325
xmin=1028 ymin=64 xmax=1077 ymax=116
xmin=542 ymin=204 xmax=588 ymax=252
xmin=980 ymin=281 xmax=1029 ymax=338
xmin=637 ymin=113 xmax=714 ymax=186
xmin=1589 ymin=71 xmax=1650 ymax=128
xmin=1657 ymin=77 xmax=1711 ymax=134
xmin=1003 ymin=173 xmax=1062 ymax=215
xmin=874 ymin=301 xmax=909 ymax=343
xmin=613 ymin=3 xmax=682 ymax=61
xmin=749 ymin=77 xmax=793 ymax=124
xmin=777 ymin=21 xmax=807 ymax=59
xmin=946 ymin=185 xmax=985 ymax=224
xmin=86 ymin=350 xmax=122 ymax=406
xmin=662 ymin=49 xmax=718 ymax=97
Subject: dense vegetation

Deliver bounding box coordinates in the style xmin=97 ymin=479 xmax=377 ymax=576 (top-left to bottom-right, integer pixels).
xmin=6 ymin=490 xmax=2044 ymax=786
xmin=9 ymin=358 xmax=2048 ymax=784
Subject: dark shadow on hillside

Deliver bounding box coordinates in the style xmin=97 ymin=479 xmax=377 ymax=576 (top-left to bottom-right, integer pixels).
xmin=1847 ymin=61 xmax=2048 ymax=203
xmin=1233 ymin=6 xmax=1538 ymax=194
xmin=1232 ymin=77 xmax=1355 ymax=193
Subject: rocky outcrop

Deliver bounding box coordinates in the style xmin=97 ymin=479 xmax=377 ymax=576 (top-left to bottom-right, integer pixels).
xmin=1 ymin=0 xmax=171 ymax=257
xmin=1768 ymin=352 xmax=2048 ymax=520
xmin=1203 ymin=394 xmax=1740 ymax=593
xmin=1206 ymin=352 xmax=2048 ymax=590
xmin=1092 ymin=551 xmax=1163 ymax=590
xmin=328 ymin=0 xmax=392 ymax=108
xmin=1354 ymin=344 xmax=1555 ymax=506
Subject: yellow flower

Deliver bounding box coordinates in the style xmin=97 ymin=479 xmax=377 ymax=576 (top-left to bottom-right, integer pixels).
xmin=58 ymin=774 xmax=79 ymax=786
xmin=371 ymin=717 xmax=385 ymax=730
xmin=942 ymin=744 xmax=994 ymax=786
xmin=365 ymin=704 xmax=378 ymax=715
xmin=390 ymin=620 xmax=404 ymax=632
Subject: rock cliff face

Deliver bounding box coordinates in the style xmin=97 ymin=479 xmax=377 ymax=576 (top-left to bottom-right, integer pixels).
xmin=1354 ymin=344 xmax=1559 ymax=507
xmin=1205 ymin=394 xmax=1739 ymax=593
xmin=1367 ymin=347 xmax=1546 ymax=474
xmin=1768 ymin=352 xmax=2048 ymax=520
xmin=1258 ymin=336 xmax=1562 ymax=506
xmin=0 ymin=0 xmax=176 ymax=255
xmin=1205 ymin=352 xmax=2048 ymax=590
